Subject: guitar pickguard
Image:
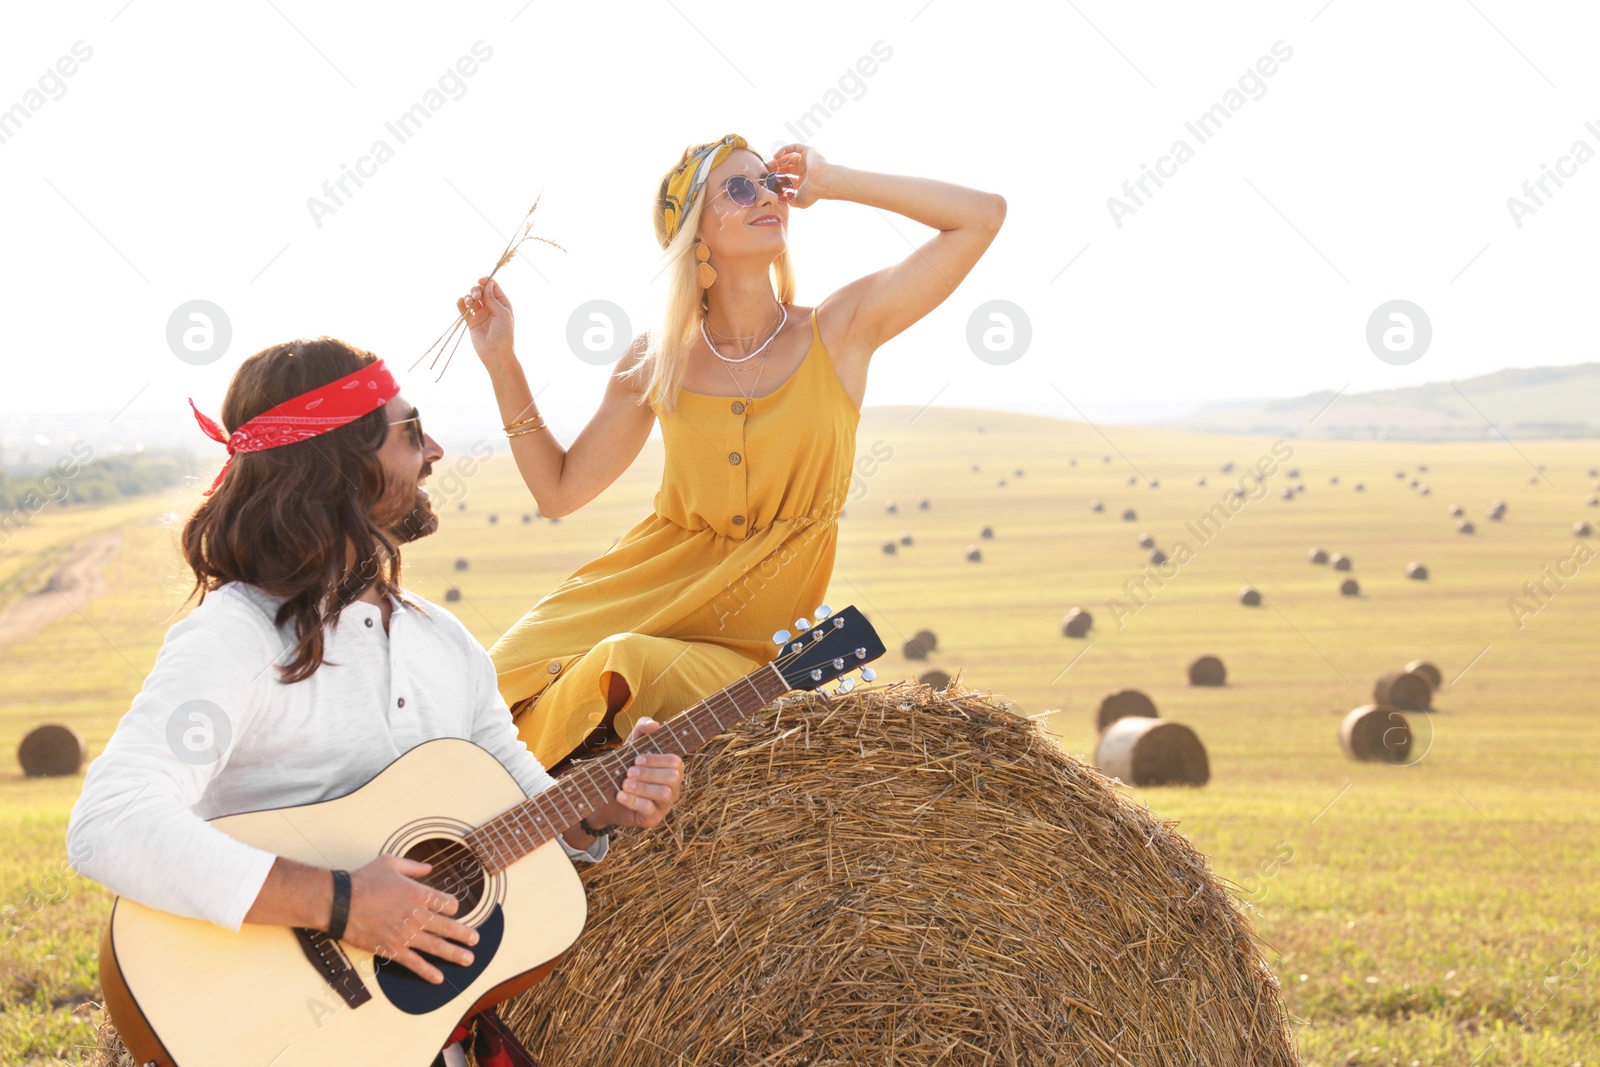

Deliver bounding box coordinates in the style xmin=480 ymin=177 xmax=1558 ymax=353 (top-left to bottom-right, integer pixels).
xmin=373 ymin=905 xmax=505 ymax=1016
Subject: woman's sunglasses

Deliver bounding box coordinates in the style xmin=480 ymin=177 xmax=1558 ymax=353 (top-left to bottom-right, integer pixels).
xmin=710 ymin=171 xmax=795 ymax=209
xmin=387 ymin=407 xmax=426 ymax=449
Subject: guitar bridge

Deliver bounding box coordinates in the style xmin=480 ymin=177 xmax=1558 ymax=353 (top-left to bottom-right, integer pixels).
xmin=293 ymin=927 xmax=373 ymax=1009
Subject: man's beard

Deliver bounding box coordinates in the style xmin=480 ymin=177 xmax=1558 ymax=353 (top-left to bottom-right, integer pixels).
xmin=392 ymin=487 xmax=439 ymax=543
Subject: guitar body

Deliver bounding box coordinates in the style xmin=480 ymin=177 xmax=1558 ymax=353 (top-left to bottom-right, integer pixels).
xmin=100 ymin=738 xmax=587 ymax=1067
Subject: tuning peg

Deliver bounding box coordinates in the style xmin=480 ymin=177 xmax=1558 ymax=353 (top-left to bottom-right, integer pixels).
xmin=814 ymin=604 xmax=832 ymax=619
xmin=773 ymin=629 xmax=791 ymax=645
xmin=861 ymin=667 xmax=876 ymax=682
xmin=839 ymin=677 xmax=856 ymax=692
xmin=794 ymin=617 xmax=811 ymax=632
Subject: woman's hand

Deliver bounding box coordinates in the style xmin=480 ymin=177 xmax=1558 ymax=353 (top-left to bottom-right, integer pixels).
xmin=766 ymin=144 xmax=833 ymax=210
xmin=458 ymin=275 xmax=515 ymax=366
xmin=586 ymin=718 xmax=685 ymax=831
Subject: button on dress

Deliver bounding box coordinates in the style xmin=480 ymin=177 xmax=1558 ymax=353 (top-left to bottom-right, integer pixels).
xmin=490 ymin=308 xmax=861 ymax=769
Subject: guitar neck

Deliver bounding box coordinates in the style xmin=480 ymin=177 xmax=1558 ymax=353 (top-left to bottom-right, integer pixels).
xmin=467 ymin=661 xmax=790 ymax=873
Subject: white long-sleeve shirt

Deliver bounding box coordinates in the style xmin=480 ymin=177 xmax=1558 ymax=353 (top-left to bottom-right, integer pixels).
xmin=66 ymin=580 xmax=605 ymax=932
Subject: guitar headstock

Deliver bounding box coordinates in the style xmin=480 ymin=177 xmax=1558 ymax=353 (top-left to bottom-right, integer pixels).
xmin=771 ymin=604 xmax=885 ymax=697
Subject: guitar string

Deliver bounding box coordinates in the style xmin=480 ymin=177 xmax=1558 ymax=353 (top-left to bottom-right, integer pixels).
xmin=393 ymin=631 xmax=852 ymax=902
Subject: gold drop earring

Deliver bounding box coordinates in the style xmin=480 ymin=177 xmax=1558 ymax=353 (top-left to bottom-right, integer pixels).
xmin=695 ymin=241 xmax=717 ymax=289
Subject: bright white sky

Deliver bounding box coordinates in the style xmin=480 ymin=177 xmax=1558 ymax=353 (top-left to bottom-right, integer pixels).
xmin=2 ymin=0 xmax=1597 ymax=452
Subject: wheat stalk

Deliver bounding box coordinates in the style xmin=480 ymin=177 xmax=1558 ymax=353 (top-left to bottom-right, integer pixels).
xmin=410 ymin=193 xmax=565 ymax=381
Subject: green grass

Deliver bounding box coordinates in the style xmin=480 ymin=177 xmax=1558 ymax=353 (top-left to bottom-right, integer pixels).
xmin=2 ymin=407 xmax=1597 ymax=1065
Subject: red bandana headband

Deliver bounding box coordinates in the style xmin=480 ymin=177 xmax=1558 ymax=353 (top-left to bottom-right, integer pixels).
xmin=188 ymin=359 xmax=400 ymax=495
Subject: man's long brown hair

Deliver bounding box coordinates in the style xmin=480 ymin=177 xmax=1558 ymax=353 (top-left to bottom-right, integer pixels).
xmin=181 ymin=337 xmax=409 ymax=683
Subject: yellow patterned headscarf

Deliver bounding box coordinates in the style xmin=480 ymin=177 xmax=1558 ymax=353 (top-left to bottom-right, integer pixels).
xmin=654 ymin=134 xmax=754 ymax=251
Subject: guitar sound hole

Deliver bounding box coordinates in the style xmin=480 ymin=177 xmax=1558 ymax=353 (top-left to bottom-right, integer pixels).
xmin=403 ymin=837 xmax=485 ymax=915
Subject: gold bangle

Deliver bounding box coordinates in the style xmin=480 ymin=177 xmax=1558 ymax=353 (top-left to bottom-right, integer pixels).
xmin=504 ymin=414 xmax=544 ymax=431
xmin=506 ymin=424 xmax=547 ymax=438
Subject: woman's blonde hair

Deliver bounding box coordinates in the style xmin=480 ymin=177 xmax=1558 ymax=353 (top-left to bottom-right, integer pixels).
xmin=622 ymin=151 xmax=797 ymax=417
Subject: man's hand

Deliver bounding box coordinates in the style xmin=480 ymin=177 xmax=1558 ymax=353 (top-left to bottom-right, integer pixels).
xmin=344 ymin=854 xmax=479 ymax=985
xmin=586 ymin=718 xmax=685 ymax=831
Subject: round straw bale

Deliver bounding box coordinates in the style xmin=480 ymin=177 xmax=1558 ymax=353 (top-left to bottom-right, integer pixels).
xmin=1188 ymin=654 xmax=1226 ymax=686
xmin=17 ymin=724 xmax=87 ymax=777
xmin=488 ymin=513 xmax=499 ymax=524
xmin=917 ymin=669 xmax=951 ymax=689
xmin=971 ymin=463 xmax=980 ymax=472
xmin=1070 ymin=457 xmax=1077 ymax=465
xmin=964 ymin=545 xmax=982 ymax=562
xmin=466 ymin=687 xmax=1298 ymax=1064
xmin=1340 ymin=704 xmax=1413 ymax=763
xmin=1122 ymin=508 xmax=1137 ymax=521
xmin=454 ymin=557 xmax=469 ymax=571
xmin=1090 ymin=499 xmax=1104 ymax=512
xmin=1094 ymin=717 xmax=1209 ymax=787
xmin=522 ymin=514 xmax=533 ymax=524
xmin=1103 ymin=454 xmax=1112 ymax=463
xmin=1374 ymin=669 xmax=1431 ymax=711
xmin=1061 ymin=610 xmax=1092 ymax=638
xmin=1418 ymin=485 xmax=1431 ymax=496
xmin=1149 ymin=478 xmax=1160 ymax=488
xmin=918 ymin=498 xmax=931 ymax=510
xmin=903 ymin=636 xmax=934 ymax=661
xmin=1149 ymin=548 xmax=1168 ymax=565
xmin=997 ymin=479 xmax=1007 ymax=487
xmin=1591 ymin=468 xmax=1599 ymax=477
xmin=1354 ymin=482 xmax=1365 ymax=492
xmin=1196 ymin=475 xmax=1207 ymax=486
xmin=1127 ymin=475 xmax=1137 ymax=486
xmin=899 ymin=534 xmax=914 ymax=546
xmin=548 ymin=517 xmax=560 ymax=525
xmin=1449 ymin=504 xmax=1462 ymax=516
xmin=1308 ymin=547 xmax=1328 ymax=564
xmin=444 ymin=587 xmax=461 ymax=603
xmin=457 ymin=502 xmax=467 ymax=511
xmin=1419 ymin=464 xmax=1429 ymax=472
xmin=1138 ymin=533 xmax=1155 ymax=549
xmin=1404 ymin=659 xmax=1442 ymax=691
xmin=1095 ymin=688 xmax=1158 ymax=732
xmin=1395 ymin=470 xmax=1405 ymax=479
xmin=1287 ymin=468 xmax=1300 ymax=478
xmin=1339 ymin=578 xmax=1360 ymax=596
xmin=1406 ymin=562 xmax=1428 ymax=579
xmin=881 ymin=541 xmax=897 ymax=555
xmin=1410 ymin=478 xmax=1419 ymax=487
xmin=912 ymin=629 xmax=938 ymax=653
xmin=1589 ymin=496 xmax=1599 ymax=507
xmin=1239 ymin=585 xmax=1261 ymax=606
xmin=1015 ymin=469 xmax=1024 ymax=477
xmin=1331 ymin=553 xmax=1352 ymax=571
xmin=1489 ymin=500 xmax=1506 ymax=520
xmin=1280 ymin=487 xmax=1294 ymax=500
xmin=1528 ymin=475 xmax=1538 ymax=485
xmin=1458 ymin=520 xmax=1475 ymax=534
xmin=1575 ymin=521 xmax=1594 ymax=537
xmin=886 ymin=501 xmax=898 ymax=514
xmin=1221 ymin=461 xmax=1235 ymax=472
xmin=980 ymin=525 xmax=994 ymax=539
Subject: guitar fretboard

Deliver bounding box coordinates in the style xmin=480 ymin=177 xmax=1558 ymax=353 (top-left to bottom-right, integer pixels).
xmin=466 ymin=662 xmax=791 ymax=873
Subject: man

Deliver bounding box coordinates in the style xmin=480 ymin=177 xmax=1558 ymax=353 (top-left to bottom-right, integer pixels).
xmin=66 ymin=337 xmax=684 ymax=1067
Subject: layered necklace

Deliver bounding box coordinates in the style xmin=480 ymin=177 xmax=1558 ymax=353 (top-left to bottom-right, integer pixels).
xmin=700 ymin=303 xmax=787 ymax=411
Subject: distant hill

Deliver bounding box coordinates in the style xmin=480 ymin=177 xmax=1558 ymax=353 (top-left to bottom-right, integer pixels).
xmin=1157 ymin=363 xmax=1600 ymax=439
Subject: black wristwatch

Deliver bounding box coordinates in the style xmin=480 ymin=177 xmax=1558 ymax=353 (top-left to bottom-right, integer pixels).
xmin=578 ymin=816 xmax=615 ymax=841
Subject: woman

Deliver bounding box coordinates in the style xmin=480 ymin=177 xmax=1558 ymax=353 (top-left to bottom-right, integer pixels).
xmin=459 ymin=133 xmax=1004 ymax=772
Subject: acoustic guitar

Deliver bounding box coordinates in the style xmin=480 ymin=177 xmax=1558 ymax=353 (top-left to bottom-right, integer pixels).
xmin=100 ymin=605 xmax=884 ymax=1066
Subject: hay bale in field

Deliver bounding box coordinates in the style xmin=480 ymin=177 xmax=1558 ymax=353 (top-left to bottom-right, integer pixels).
xmin=1339 ymin=578 xmax=1360 ymax=596
xmin=1588 ymin=496 xmax=1599 ymax=507
xmin=964 ymin=545 xmax=983 ymax=562
xmin=1287 ymin=468 xmax=1300 ymax=478
xmin=1138 ymin=532 xmax=1155 ymax=548
xmin=1331 ymin=553 xmax=1352 ymax=571
xmin=1221 ymin=461 xmax=1235 ymax=473
xmin=903 ymin=635 xmax=934 ymax=661
xmin=1239 ymin=585 xmax=1261 ymax=606
xmin=881 ymin=541 xmax=897 ymax=555
xmin=462 ymin=685 xmax=1298 ymax=1065
xmin=899 ymin=534 xmax=914 ymax=547
xmin=548 ymin=517 xmax=561 ymax=525
xmin=1188 ymin=654 xmax=1226 ymax=686
xmin=1095 ymin=688 xmax=1158 ymax=731
xmin=1127 ymin=475 xmax=1138 ymax=486
xmin=1103 ymin=454 xmax=1112 ymax=463
xmin=917 ymin=669 xmax=951 ymax=689
xmin=1449 ymin=504 xmax=1463 ymax=516
xmin=1406 ymin=562 xmax=1429 ymax=579
xmin=1405 ymin=659 xmax=1442 ymax=691
xmin=1354 ymin=482 xmax=1365 ymax=492
xmin=1329 ymin=475 xmax=1340 ymax=484
xmin=1280 ymin=487 xmax=1294 ymax=500
xmin=1090 ymin=499 xmax=1104 ymax=512
xmin=1528 ymin=474 xmax=1538 ymax=485
xmin=1418 ymin=464 xmax=1429 ymax=473
xmin=912 ymin=629 xmax=938 ymax=653
xmin=1418 ymin=485 xmax=1431 ymax=496
xmin=17 ymin=723 xmax=87 ymax=777
xmin=918 ymin=498 xmax=931 ymax=510
xmin=1374 ymin=669 xmax=1431 ymax=711
xmin=1095 ymin=717 xmax=1210 ymax=787
xmin=522 ymin=514 xmax=533 ymax=524
xmin=1575 ymin=521 xmax=1594 ymax=537
xmin=1489 ymin=500 xmax=1506 ymax=520
xmin=1340 ymin=704 xmax=1413 ymax=763
xmin=980 ymin=525 xmax=994 ymax=539
xmin=1015 ymin=468 xmax=1025 ymax=477
xmin=1149 ymin=478 xmax=1160 ymax=488
xmin=971 ymin=463 xmax=980 ymax=472
xmin=1150 ymin=548 xmax=1168 ymax=565
xmin=444 ymin=587 xmax=462 ymax=603
xmin=886 ymin=501 xmax=898 ymax=514
xmin=997 ymin=479 xmax=1007 ymax=487
xmin=453 ymin=557 xmax=469 ymax=571
xmin=1121 ymin=508 xmax=1137 ymax=521
xmin=457 ymin=501 xmax=467 ymax=511
xmin=1308 ymin=547 xmax=1329 ymax=564
xmin=488 ymin=514 xmax=499 ymax=524
xmin=1395 ymin=470 xmax=1405 ymax=480
xmin=1458 ymin=520 xmax=1475 ymax=534
xmin=1069 ymin=457 xmax=1077 ymax=465
xmin=1061 ymin=609 xmax=1092 ymax=638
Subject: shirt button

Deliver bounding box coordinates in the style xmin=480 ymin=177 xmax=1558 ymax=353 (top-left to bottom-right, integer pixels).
xmin=728 ymin=451 xmax=741 ymax=465
xmin=732 ymin=515 xmax=745 ymax=525
xmin=548 ymin=662 xmax=562 ymax=674
xmin=731 ymin=400 xmax=745 ymax=414
xmin=396 ymin=697 xmax=406 ymax=708
xmin=364 ymin=618 xmax=373 ymax=628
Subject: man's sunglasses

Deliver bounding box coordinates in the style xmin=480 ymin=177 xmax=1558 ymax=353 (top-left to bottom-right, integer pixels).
xmin=387 ymin=407 xmax=425 ymax=449
xmin=709 ymin=171 xmax=795 ymax=209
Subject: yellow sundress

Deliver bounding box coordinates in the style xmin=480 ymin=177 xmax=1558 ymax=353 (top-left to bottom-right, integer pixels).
xmin=490 ymin=307 xmax=862 ymax=769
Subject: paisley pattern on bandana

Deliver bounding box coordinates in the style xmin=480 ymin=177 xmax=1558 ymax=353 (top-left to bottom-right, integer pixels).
xmin=654 ymin=133 xmax=753 ymax=250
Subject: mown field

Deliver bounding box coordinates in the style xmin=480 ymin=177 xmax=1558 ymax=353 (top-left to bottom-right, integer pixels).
xmin=2 ymin=406 xmax=1597 ymax=1065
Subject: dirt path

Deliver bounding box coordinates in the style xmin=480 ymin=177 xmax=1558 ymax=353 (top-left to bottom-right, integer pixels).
xmin=0 ymin=531 xmax=123 ymax=654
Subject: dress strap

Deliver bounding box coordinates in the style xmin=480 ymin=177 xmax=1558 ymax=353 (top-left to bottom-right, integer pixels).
xmin=809 ymin=306 xmax=819 ymax=347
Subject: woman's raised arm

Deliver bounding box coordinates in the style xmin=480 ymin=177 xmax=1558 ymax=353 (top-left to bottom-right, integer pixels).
xmin=462 ymin=276 xmax=656 ymax=518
